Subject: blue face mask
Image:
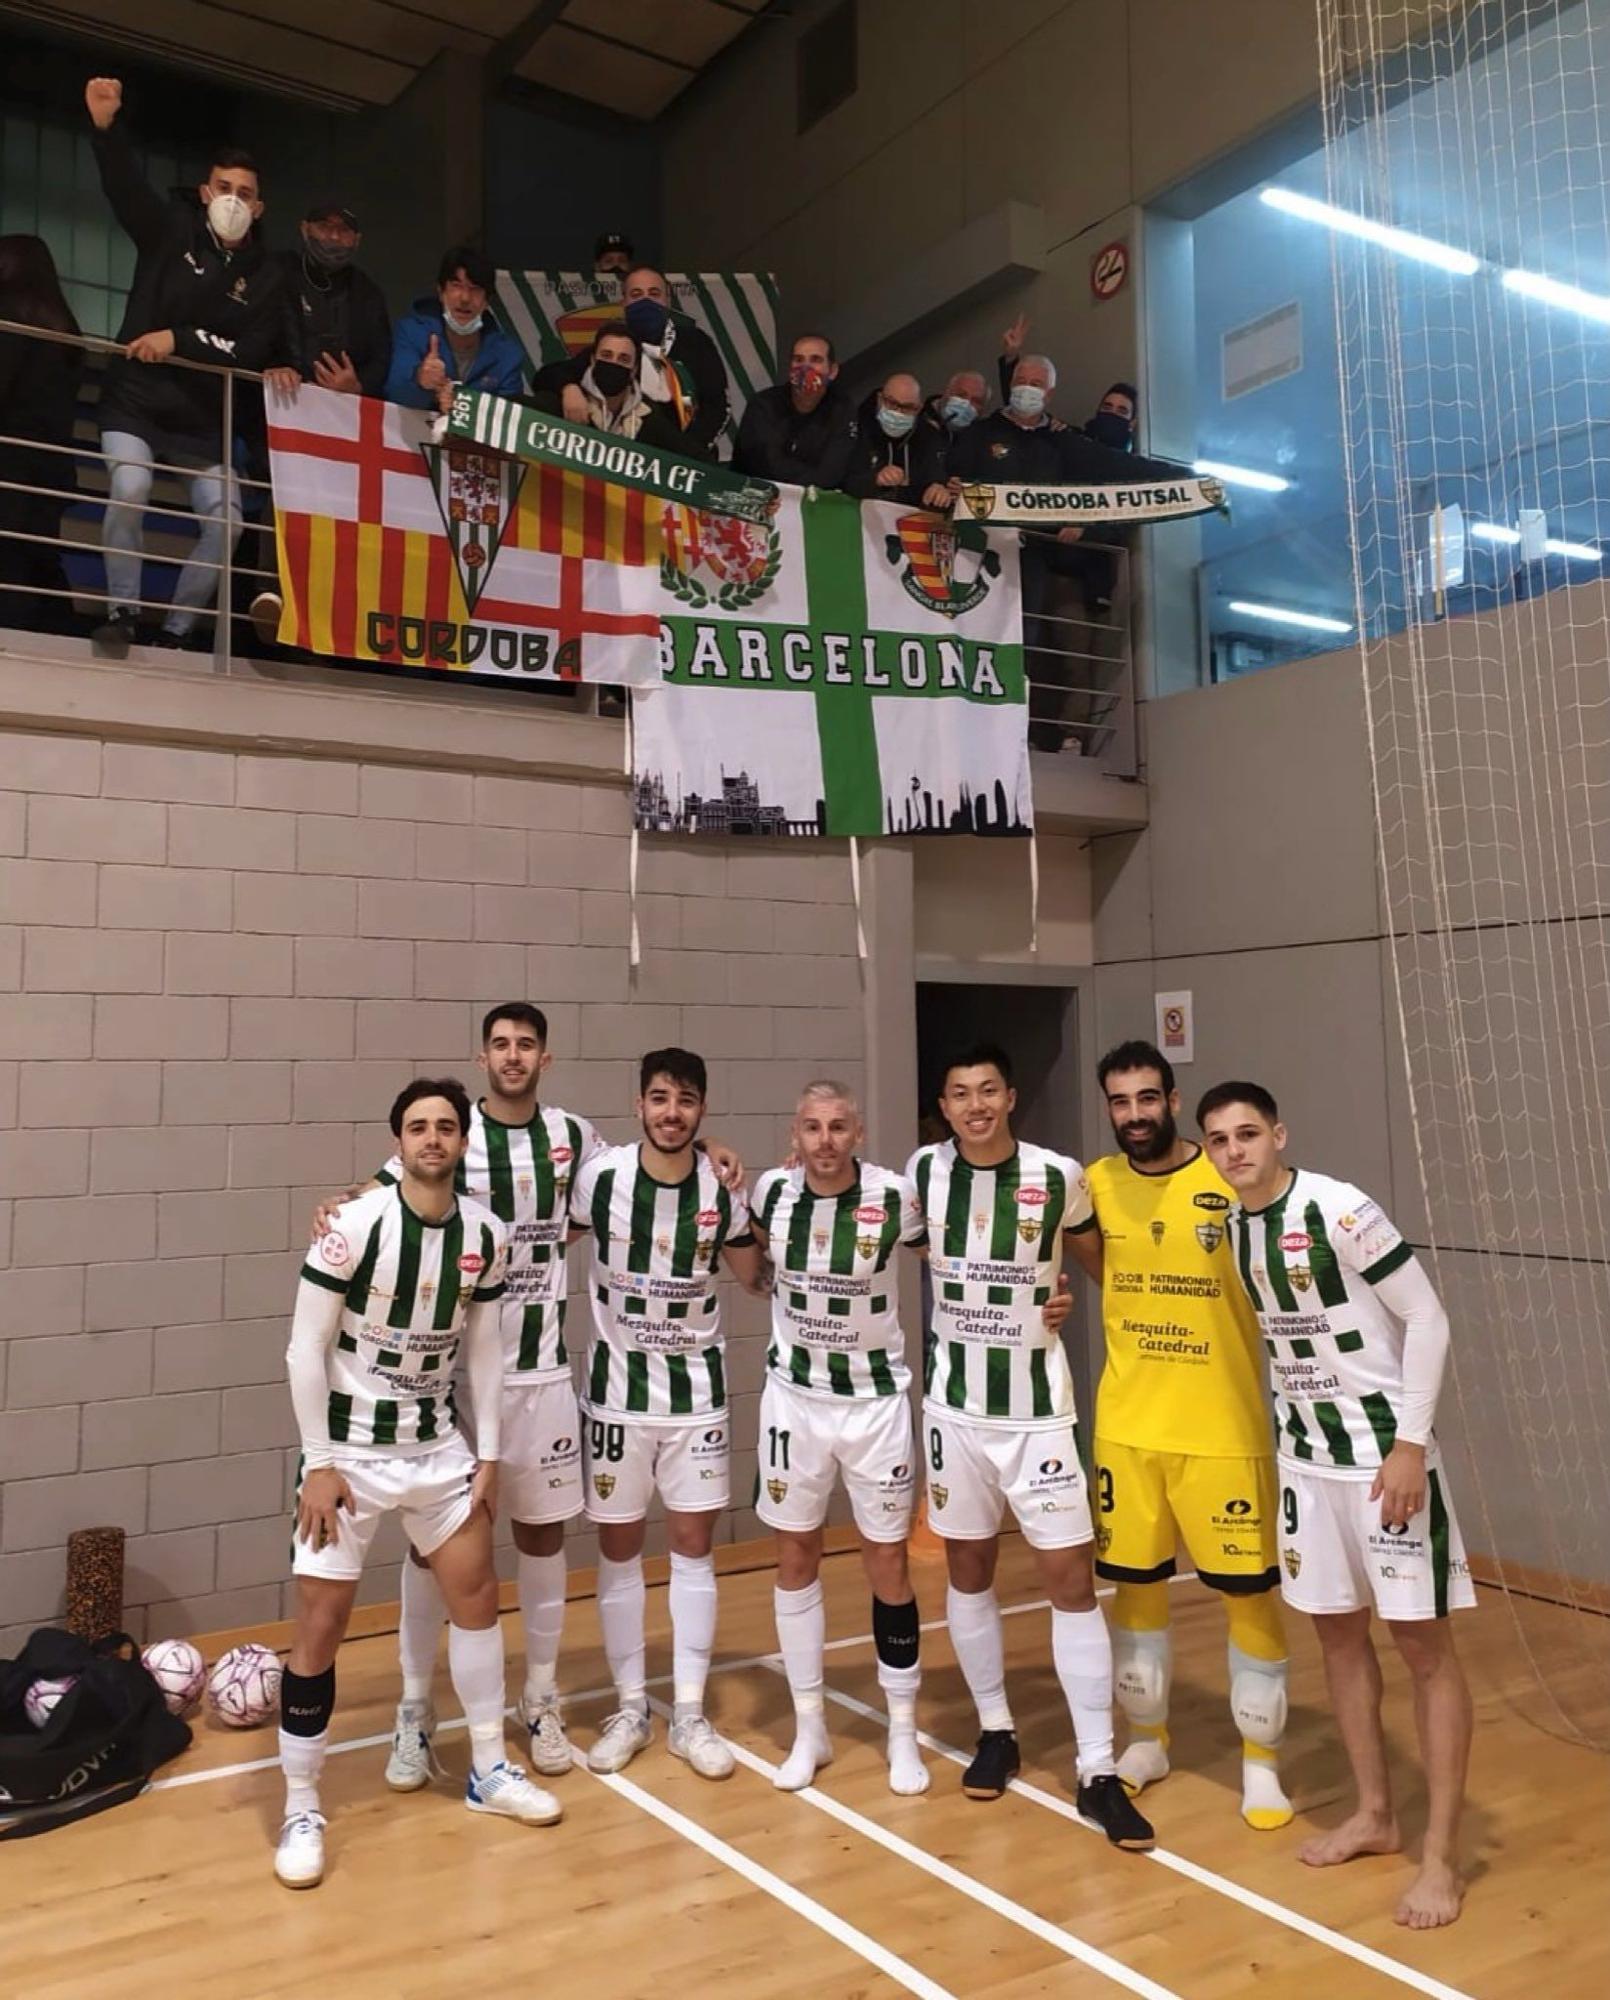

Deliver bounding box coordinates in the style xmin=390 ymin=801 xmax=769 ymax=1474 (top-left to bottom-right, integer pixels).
xmin=1009 ymin=383 xmax=1047 ymax=419
xmin=878 ymin=404 xmax=916 ymax=438
xmin=942 ymin=395 xmax=978 ymax=429
xmin=624 ymin=297 xmax=671 ymax=345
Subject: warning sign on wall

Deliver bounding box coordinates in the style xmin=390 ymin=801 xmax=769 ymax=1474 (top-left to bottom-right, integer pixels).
xmin=1091 ymin=240 xmax=1129 ymax=301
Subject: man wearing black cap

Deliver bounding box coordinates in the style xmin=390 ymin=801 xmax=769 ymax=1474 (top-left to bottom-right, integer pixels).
xmin=594 ymin=233 xmax=634 ymax=284
xmin=268 ymin=201 xmax=392 ymax=398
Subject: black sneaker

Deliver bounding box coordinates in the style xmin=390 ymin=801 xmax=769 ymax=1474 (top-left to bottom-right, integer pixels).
xmin=1077 ymin=1771 xmax=1156 ymax=1850
xmin=961 ymin=1728 xmax=1020 ymax=1800
xmin=91 ymin=607 xmax=137 ymax=651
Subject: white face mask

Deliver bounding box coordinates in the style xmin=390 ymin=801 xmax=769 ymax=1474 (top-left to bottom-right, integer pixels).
xmin=207 ymin=192 xmax=253 ymax=245
xmin=1009 ymin=383 xmax=1047 ymax=419
xmin=444 ymin=308 xmax=484 ymax=336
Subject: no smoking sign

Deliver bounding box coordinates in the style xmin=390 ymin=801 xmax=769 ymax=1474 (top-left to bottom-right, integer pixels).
xmin=1091 ymin=240 xmax=1128 ymax=301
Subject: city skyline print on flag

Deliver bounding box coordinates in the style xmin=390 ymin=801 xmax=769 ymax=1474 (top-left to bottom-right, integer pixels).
xmin=630 ymin=490 xmax=1031 ymax=840
xmin=266 ymin=385 xmax=664 ymax=684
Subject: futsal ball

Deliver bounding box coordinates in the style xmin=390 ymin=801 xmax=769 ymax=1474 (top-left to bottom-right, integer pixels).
xmin=141 ymin=1638 xmax=207 ymax=1715
xmin=24 ymin=1675 xmax=78 ymax=1729
xmin=205 ymin=1644 xmax=282 ymax=1728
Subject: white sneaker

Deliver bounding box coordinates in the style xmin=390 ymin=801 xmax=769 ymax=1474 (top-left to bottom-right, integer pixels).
xmin=384 ymin=1703 xmax=439 ymax=1792
xmin=520 ymin=1692 xmax=575 ymax=1776
xmin=586 ymin=1707 xmax=653 ymax=1774
xmin=464 ymin=1759 xmax=562 ymax=1824
xmin=274 ymin=1810 xmax=326 ymax=1889
xmin=249 ymin=589 xmax=283 ymax=646
xmin=668 ymin=1714 xmax=735 ymax=1780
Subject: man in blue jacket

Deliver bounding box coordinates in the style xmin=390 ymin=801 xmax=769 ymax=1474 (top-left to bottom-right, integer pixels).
xmin=385 ymin=248 xmax=525 ymax=412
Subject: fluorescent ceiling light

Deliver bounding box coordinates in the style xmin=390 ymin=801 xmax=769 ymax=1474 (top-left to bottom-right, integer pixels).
xmin=1470 ymin=521 xmax=1599 ymax=560
xmin=1228 ymin=599 xmax=1353 ymax=634
xmin=1260 ymin=186 xmax=1480 ymax=275
xmin=1501 ymin=268 xmax=1610 ymax=324
xmin=1194 ymin=458 xmax=1291 ymax=493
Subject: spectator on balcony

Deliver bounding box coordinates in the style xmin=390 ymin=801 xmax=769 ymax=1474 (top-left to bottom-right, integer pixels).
xmin=842 ymin=372 xmax=945 ymax=504
xmin=84 ymin=75 xmax=288 ymax=652
xmin=0 ymin=234 xmax=83 ymax=636
xmin=1085 ymin=381 xmax=1139 ymax=452
xmin=385 ymin=246 xmax=525 ymax=414
xmin=529 ymin=323 xmax=684 ymax=447
xmin=269 ymin=200 xmax=391 ymax=398
xmin=917 ymin=368 xmax=989 ymax=504
xmin=593 ymin=232 xmax=634 ymax=284
xmin=732 ymin=333 xmax=857 ymax=490
xmin=535 ymin=266 xmax=729 ymax=461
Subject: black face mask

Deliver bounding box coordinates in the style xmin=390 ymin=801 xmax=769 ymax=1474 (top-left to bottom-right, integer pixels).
xmin=303 ymin=237 xmax=354 ymax=272
xmin=592 ymin=359 xmax=633 ymax=397
xmin=1088 ymin=410 xmax=1134 ymax=451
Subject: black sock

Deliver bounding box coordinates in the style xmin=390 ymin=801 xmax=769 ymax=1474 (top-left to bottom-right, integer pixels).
xmin=280 ymin=1664 xmax=335 ymax=1738
xmin=872 ymin=1596 xmax=920 ymax=1671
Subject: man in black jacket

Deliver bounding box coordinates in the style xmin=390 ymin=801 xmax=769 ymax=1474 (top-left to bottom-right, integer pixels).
xmin=269 ymin=201 xmax=391 ymax=398
xmin=85 ymin=75 xmax=287 ymax=650
xmin=841 ymin=372 xmax=946 ymax=504
xmin=732 ymin=333 xmax=857 ymax=490
xmin=532 ymin=265 xmax=730 ymax=461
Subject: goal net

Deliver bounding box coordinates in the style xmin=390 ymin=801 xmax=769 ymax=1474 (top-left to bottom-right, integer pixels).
xmin=1316 ymin=0 xmax=1610 ymax=1745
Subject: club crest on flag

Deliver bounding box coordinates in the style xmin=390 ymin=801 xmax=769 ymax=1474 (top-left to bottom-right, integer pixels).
xmin=420 ymin=440 xmax=526 ymax=614
xmin=660 ymin=504 xmax=781 ymax=610
xmin=555 ymin=301 xmax=624 ymax=355
xmin=884 ymin=512 xmax=1000 ymax=618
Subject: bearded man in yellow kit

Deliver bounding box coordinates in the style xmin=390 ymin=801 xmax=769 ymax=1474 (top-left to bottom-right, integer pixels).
xmin=1082 ymin=1040 xmax=1291 ymax=1830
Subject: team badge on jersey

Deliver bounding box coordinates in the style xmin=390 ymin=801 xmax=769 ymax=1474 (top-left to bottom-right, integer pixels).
xmin=812 ymin=1227 xmax=830 ymax=1253
xmin=930 ymin=1484 xmax=948 ymax=1508
xmin=317 ymin=1231 xmax=351 ymax=1271
xmin=1195 ymin=1221 xmax=1223 ymax=1252
xmin=1283 ymin=1548 xmax=1302 ymax=1579
xmin=1290 ymin=1266 xmax=1312 ymax=1292
xmin=593 ymin=1473 xmax=616 ymax=1499
xmin=766 ymin=1478 xmax=787 ymax=1504
xmin=1095 ymin=1522 xmax=1112 ymax=1554
xmin=1017 ymin=1186 xmax=1049 ymax=1244
xmin=1150 ymin=1219 xmax=1166 ymax=1244
xmin=420 ymin=1280 xmax=437 ymax=1305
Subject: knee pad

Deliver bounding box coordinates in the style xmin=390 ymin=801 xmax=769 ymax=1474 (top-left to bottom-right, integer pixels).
xmin=1228 ymin=1643 xmax=1288 ymax=1748
xmin=1112 ymin=1625 xmax=1171 ymax=1727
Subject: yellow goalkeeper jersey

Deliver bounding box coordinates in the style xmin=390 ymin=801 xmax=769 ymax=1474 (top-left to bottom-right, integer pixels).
xmin=1087 ymin=1147 xmax=1272 ymax=1458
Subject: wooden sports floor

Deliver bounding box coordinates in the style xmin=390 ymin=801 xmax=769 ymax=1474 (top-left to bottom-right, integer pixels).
xmin=6 ymin=1540 xmax=1606 ymax=2000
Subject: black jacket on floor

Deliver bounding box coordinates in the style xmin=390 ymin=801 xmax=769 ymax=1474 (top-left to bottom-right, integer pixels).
xmin=91 ymin=121 xmax=288 ymax=460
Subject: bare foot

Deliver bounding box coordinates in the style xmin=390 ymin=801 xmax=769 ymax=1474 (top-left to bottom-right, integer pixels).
xmin=1299 ymin=1809 xmax=1402 ymax=1867
xmin=1395 ymin=1856 xmax=1465 ymax=1929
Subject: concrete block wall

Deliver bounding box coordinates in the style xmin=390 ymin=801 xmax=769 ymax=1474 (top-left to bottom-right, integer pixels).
xmin=0 ymin=726 xmax=866 ymax=1651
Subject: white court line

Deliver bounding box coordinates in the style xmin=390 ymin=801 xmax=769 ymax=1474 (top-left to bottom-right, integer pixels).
xmin=801 ymin=1676 xmax=1478 ymax=2000
xmin=578 ymin=1761 xmax=958 ymax=2000
xmin=644 ymin=1697 xmax=1185 ymax=2000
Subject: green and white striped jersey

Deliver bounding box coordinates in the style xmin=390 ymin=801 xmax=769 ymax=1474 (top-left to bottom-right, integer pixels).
xmin=378 ymin=1100 xmax=602 ymax=1383
xmin=299 ymin=1183 xmax=507 ymax=1453
xmin=753 ymin=1162 xmax=927 ymax=1399
xmin=571 ymin=1144 xmax=753 ymax=1422
xmin=907 ymin=1139 xmax=1096 ymax=1426
xmin=1227 ymin=1169 xmax=1418 ymax=1474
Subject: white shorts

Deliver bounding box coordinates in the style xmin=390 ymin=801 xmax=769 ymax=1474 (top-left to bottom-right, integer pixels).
xmin=923 ymin=1408 xmax=1092 ymax=1551
xmin=755 ymin=1376 xmax=915 ymax=1542
xmin=292 ymin=1437 xmax=477 ymax=1581
xmin=1278 ymin=1460 xmax=1477 ymax=1621
xmin=463 ymin=1377 xmax=582 ymax=1526
xmin=581 ymin=1406 xmax=730 ymax=1522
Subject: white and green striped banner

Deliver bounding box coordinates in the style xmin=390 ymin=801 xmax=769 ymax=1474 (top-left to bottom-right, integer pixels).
xmin=629 ymin=490 xmax=1030 ymax=840
xmin=495 ymin=269 xmax=778 ymax=447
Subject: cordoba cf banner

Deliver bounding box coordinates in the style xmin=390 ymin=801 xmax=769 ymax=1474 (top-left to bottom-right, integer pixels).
xmin=629 ymin=491 xmax=1031 ymax=839
xmin=267 ymin=385 xmax=663 ymax=683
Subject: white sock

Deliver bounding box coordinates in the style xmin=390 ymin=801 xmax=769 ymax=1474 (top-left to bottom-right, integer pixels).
xmin=596 ymin=1554 xmax=647 ymax=1714
xmin=946 ymin=1586 xmax=1013 ymax=1732
xmin=279 ymin=1728 xmax=327 ymax=1817
xmin=773 ymin=1580 xmax=831 ymax=1789
xmin=448 ymin=1622 xmax=509 ymax=1778
xmin=398 ymin=1557 xmax=447 ymax=1707
xmin=518 ymin=1549 xmax=567 ymax=1706
xmin=1052 ymin=1605 xmax=1117 ymax=1781
xmin=876 ymin=1653 xmax=927 ymax=1792
xmin=669 ymin=1549 xmax=719 ymax=1718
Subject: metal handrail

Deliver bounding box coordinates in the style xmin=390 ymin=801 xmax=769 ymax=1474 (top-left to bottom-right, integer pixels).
xmin=0 ymin=313 xmax=265 ymax=381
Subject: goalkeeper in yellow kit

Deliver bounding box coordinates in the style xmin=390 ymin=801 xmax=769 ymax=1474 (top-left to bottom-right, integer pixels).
xmin=1082 ymin=1040 xmax=1290 ymax=1829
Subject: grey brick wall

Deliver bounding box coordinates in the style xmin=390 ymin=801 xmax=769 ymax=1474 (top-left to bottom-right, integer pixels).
xmin=0 ymin=730 xmax=865 ymax=1649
